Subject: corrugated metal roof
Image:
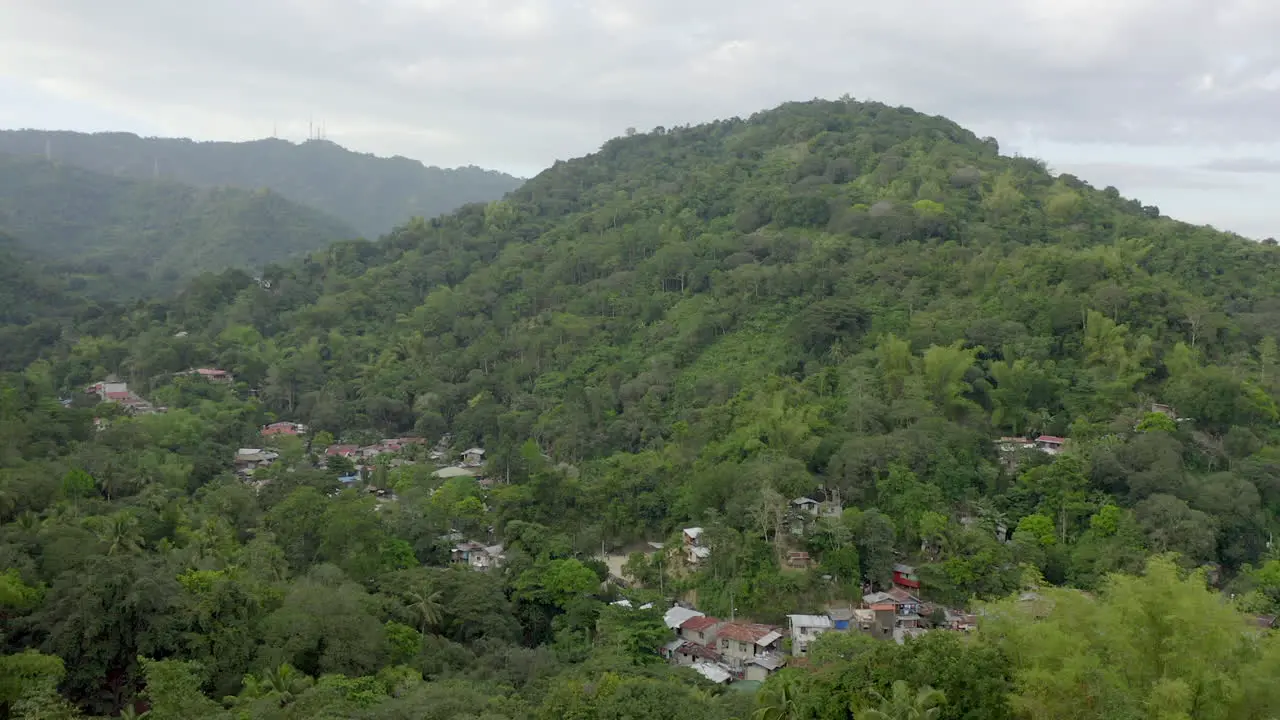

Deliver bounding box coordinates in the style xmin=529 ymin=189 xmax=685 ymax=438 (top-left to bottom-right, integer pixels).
xmin=755 ymin=630 xmax=783 ymax=646
xmin=690 ymin=662 xmax=732 ymax=684
xmin=787 ymin=614 xmax=833 ymax=629
xmin=664 ymin=606 xmax=705 ymax=630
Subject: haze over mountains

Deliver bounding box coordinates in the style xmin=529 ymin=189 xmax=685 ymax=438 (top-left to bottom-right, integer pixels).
xmin=0 ymin=130 xmax=524 ymax=238
xmin=0 ymin=130 xmax=523 ymax=301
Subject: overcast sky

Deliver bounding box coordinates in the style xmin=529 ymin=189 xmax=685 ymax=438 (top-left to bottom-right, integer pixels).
xmin=2 ymin=0 xmax=1280 ymax=238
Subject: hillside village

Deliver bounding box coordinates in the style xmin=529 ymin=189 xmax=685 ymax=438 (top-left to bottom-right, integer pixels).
xmin=71 ymin=368 xmax=1219 ymax=691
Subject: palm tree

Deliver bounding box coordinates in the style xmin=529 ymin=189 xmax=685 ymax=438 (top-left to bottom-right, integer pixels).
xmin=404 ymin=585 xmax=444 ymax=634
xmin=241 ymin=663 xmax=312 ymax=707
xmin=94 ymin=512 xmax=143 ymax=555
xmin=753 ymin=670 xmax=805 ymax=720
xmin=855 ymin=681 xmax=945 ymax=720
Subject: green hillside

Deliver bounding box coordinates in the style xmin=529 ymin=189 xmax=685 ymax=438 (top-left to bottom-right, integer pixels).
xmin=7 ymin=98 xmax=1280 ymax=719
xmin=0 ymin=152 xmax=358 ymax=294
xmin=56 ymin=98 xmax=1280 ymax=583
xmin=0 ymin=131 xmax=524 ymax=236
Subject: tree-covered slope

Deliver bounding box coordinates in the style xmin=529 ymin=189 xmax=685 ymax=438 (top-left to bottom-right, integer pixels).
xmin=13 ymin=98 xmax=1280 ymax=720
xmin=0 ymin=131 xmax=524 ymax=237
xmin=53 ymin=98 xmax=1280 ymax=597
xmin=0 ymin=231 xmax=125 ymax=371
xmin=0 ymin=152 xmax=358 ymax=294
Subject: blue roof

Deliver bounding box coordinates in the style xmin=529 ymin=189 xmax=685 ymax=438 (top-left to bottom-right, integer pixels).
xmin=338 ymin=475 xmax=359 ymax=484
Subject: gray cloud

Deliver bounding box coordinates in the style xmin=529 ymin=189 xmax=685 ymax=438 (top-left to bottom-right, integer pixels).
xmin=1 ymin=0 xmax=1279 ymax=235
xmin=1199 ymin=158 xmax=1280 ymax=173
xmin=1054 ymin=162 xmax=1258 ymax=191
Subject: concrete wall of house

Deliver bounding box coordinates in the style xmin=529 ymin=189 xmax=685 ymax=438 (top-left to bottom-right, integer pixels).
xmin=745 ymin=665 xmax=771 ymax=682
xmin=718 ymin=639 xmax=755 ymax=666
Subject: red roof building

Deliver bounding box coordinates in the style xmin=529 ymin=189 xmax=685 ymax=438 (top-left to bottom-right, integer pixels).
xmin=681 ymin=616 xmax=722 ymax=633
xmin=262 ymin=422 xmax=305 ymax=436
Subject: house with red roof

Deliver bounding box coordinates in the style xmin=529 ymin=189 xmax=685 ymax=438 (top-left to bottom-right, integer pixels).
xmin=326 ymin=444 xmax=360 ymax=458
xmin=1035 ymin=435 xmax=1067 ymax=454
xmin=192 ymin=368 xmax=233 ymax=382
xmin=679 ymin=615 xmax=725 ymax=647
xmin=261 ymin=421 xmax=306 ymax=437
xmin=714 ymin=622 xmax=785 ymax=676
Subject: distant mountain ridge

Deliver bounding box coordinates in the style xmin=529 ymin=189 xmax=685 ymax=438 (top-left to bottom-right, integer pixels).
xmin=0 ymin=152 xmax=358 ymax=295
xmin=0 ymin=130 xmax=524 ymax=237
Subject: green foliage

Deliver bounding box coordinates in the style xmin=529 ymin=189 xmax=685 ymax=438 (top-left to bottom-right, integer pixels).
xmin=984 ymin=556 xmax=1280 ymax=719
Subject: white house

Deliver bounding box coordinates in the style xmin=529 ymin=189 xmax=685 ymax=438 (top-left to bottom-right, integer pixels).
xmin=683 ymin=527 xmax=710 ymax=564
xmin=787 ymin=614 xmax=833 ymax=656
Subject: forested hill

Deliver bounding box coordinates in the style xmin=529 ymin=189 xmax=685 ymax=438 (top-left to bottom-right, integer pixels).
xmin=12 ymin=97 xmax=1280 ymax=719
xmin=0 ymin=152 xmax=359 ymax=295
xmin=0 ymin=130 xmax=524 ymax=237
xmin=37 ymin=98 xmax=1280 ymax=591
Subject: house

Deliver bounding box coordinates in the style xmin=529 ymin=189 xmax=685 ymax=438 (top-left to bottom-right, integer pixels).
xmin=338 ymin=474 xmax=360 ymax=486
xmin=674 ymin=641 xmax=722 ymax=666
xmin=1151 ymin=403 xmax=1178 ymax=420
xmin=469 ymin=544 xmax=505 ymax=571
xmin=851 ymin=608 xmax=877 ymax=634
xmin=262 ymin=421 xmax=306 ymax=437
xmin=664 ymin=605 xmax=705 ymax=631
xmin=715 ymin=623 xmax=784 ymax=671
xmin=827 ymin=608 xmax=855 ymax=631
xmin=455 ymin=540 xmax=504 ymax=568
xmin=786 ymin=551 xmax=811 ymax=569
xmin=679 ymin=615 xmax=724 ymax=646
xmin=864 ymin=587 xmax=921 ymax=621
xmin=661 ymin=638 xmax=686 ymax=661
xmin=683 ymin=527 xmax=710 ymax=564
xmin=85 ymin=381 xmax=129 ymax=399
xmin=746 ymin=653 xmax=787 ymax=682
xmin=893 ymin=563 xmax=921 ymax=590
xmin=192 ymin=368 xmax=233 ymax=382
xmin=791 ymin=497 xmax=820 ymax=516
xmin=1034 ymin=435 xmax=1067 ymax=454
xmin=234 ymin=448 xmax=279 ymax=472
xmin=326 ymin=444 xmax=361 ymax=458
xmin=787 ymin=614 xmax=833 ymax=656
xmin=869 ymin=604 xmax=897 ymax=638
xmin=462 ymin=448 xmax=486 ymax=467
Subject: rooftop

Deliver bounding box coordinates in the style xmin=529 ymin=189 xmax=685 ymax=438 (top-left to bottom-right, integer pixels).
xmin=664 ymin=605 xmax=705 ymax=630
xmin=787 ymin=614 xmax=833 ymax=629
xmin=717 ymin=622 xmax=781 ymax=644
xmin=749 ymin=653 xmax=787 ymax=670
xmin=681 ymin=615 xmax=723 ymax=632
xmin=690 ymin=662 xmax=732 ymax=684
